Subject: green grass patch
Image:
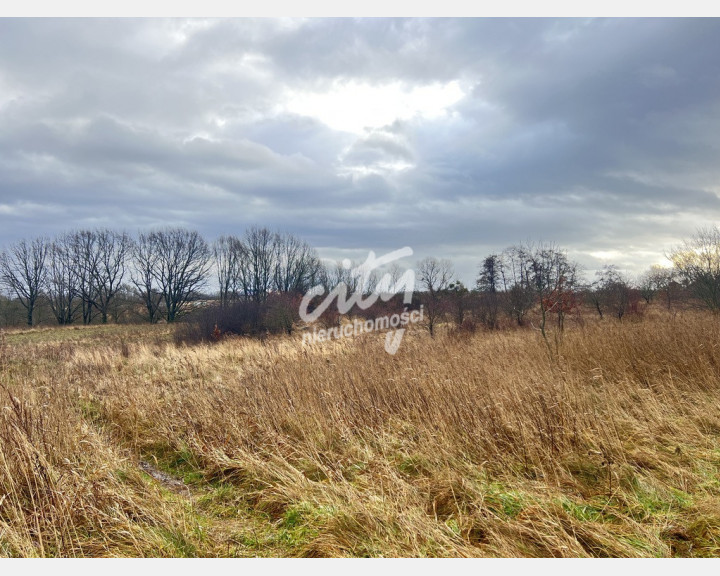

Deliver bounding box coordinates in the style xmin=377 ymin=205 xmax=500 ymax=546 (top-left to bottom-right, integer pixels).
xmin=77 ymin=397 xmax=106 ymax=425
xmin=154 ymin=527 xmax=200 ymax=557
xmin=484 ymin=483 xmax=527 ymax=519
xmin=396 ymin=454 xmax=431 ymax=477
xmin=559 ymin=496 xmax=604 ymax=522
xmin=626 ymin=477 xmax=693 ymax=521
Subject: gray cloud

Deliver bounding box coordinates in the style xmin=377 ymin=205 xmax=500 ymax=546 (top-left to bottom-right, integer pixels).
xmin=1 ymin=17 xmax=720 ymax=284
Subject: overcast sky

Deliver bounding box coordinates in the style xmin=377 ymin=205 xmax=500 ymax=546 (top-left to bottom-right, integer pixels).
xmin=1 ymin=17 xmax=719 ymax=283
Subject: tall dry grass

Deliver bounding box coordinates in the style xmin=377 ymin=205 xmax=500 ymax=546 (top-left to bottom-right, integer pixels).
xmin=1 ymin=313 xmax=720 ymax=556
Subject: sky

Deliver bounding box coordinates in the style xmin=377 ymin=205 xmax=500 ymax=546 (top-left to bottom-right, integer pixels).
xmin=1 ymin=17 xmax=720 ymax=284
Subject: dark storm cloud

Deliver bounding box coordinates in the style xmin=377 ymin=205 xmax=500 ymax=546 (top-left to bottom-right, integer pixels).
xmin=1 ymin=17 xmax=720 ymax=283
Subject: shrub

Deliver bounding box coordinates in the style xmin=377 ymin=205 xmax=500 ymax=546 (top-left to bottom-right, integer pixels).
xmin=174 ymin=294 xmax=301 ymax=345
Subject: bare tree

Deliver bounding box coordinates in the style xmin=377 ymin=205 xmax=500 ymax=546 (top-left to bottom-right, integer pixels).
xmin=153 ymin=228 xmax=211 ymax=322
xmin=91 ymin=229 xmax=132 ymax=323
xmin=638 ymin=265 xmax=664 ymax=305
xmin=68 ymin=230 xmax=101 ymax=324
xmin=45 ymin=234 xmax=80 ymax=325
xmin=214 ymin=235 xmax=242 ymax=307
xmin=526 ymin=243 xmax=580 ymax=336
xmin=417 ymin=257 xmax=454 ymax=336
xmin=592 ymin=265 xmax=631 ymax=320
xmin=324 ymin=259 xmax=362 ymax=294
xmin=273 ymin=232 xmax=321 ymax=295
xmin=640 ymin=265 xmax=679 ymax=312
xmin=417 ymin=257 xmax=454 ymax=296
xmin=0 ymin=237 xmax=48 ymax=326
xmin=234 ymin=239 xmax=253 ymax=301
xmin=498 ymin=246 xmax=535 ymax=326
xmin=214 ymin=229 xmax=323 ymax=306
xmin=131 ymin=232 xmax=164 ymax=323
xmin=669 ymin=226 xmax=720 ymax=312
xmin=388 ymin=263 xmax=404 ymax=290
xmin=586 ymin=280 xmax=605 ymax=319
xmin=243 ymin=226 xmax=277 ymax=303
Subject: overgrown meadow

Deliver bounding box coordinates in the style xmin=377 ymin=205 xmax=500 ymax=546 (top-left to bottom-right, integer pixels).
xmin=1 ymin=309 xmax=720 ymax=557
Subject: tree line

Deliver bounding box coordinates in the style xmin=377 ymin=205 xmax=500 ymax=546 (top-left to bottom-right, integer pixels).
xmin=0 ymin=226 xmax=323 ymax=327
xmin=2 ymin=225 xmax=720 ymax=333
xmin=414 ymin=229 xmax=719 ymax=337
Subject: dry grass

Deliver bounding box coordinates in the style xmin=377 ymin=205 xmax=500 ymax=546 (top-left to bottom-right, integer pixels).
xmin=1 ymin=312 xmax=720 ymax=557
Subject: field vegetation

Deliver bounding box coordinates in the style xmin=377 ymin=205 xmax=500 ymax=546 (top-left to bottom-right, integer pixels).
xmin=1 ymin=310 xmax=720 ymax=557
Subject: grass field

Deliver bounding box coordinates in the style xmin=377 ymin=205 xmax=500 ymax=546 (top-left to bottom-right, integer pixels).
xmin=1 ymin=312 xmax=720 ymax=557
